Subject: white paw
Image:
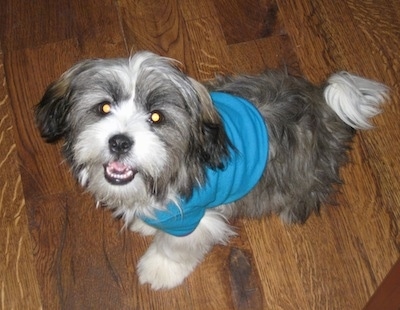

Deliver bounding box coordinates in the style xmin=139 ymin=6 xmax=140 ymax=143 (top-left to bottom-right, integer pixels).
xmin=129 ymin=218 xmax=157 ymax=236
xmin=137 ymin=245 xmax=195 ymax=290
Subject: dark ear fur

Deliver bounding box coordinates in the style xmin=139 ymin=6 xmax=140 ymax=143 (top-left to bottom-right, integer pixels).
xmin=201 ymin=121 xmax=230 ymax=169
xmin=35 ymin=77 xmax=72 ymax=143
xmin=190 ymin=79 xmax=231 ymax=169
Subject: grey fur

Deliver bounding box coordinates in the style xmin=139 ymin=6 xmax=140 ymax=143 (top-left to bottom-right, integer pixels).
xmin=206 ymin=72 xmax=355 ymax=222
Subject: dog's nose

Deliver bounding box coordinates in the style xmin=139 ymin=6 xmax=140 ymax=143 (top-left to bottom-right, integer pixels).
xmin=108 ymin=134 xmax=133 ymax=155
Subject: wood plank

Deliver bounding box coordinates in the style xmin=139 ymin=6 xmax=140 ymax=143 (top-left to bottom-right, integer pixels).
xmin=228 ymin=36 xmax=300 ymax=75
xmin=0 ymin=47 xmax=42 ymax=309
xmin=277 ymin=0 xmax=400 ymax=307
xmin=3 ymin=41 xmax=82 ymax=198
xmin=70 ymin=0 xmax=127 ymax=57
xmin=0 ymin=0 xmax=74 ymax=51
xmin=184 ymin=16 xmax=233 ymax=79
xmin=118 ymin=0 xmax=189 ymax=60
xmin=179 ymin=0 xmax=217 ymax=21
xmin=214 ymin=0 xmax=281 ymax=45
xmin=27 ymin=193 xmax=136 ymax=309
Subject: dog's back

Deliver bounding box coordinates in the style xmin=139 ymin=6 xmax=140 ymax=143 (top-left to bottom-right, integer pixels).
xmin=206 ymin=71 xmax=388 ymax=223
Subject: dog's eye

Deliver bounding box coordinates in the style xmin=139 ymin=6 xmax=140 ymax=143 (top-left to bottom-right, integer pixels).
xmin=98 ymin=102 xmax=112 ymax=115
xmin=149 ymin=111 xmax=164 ymax=124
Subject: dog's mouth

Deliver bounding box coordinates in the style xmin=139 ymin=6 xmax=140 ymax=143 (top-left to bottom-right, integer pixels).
xmin=104 ymin=161 xmax=137 ymax=185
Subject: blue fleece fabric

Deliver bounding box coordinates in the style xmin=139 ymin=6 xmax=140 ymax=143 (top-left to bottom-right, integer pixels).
xmin=140 ymin=92 xmax=269 ymax=236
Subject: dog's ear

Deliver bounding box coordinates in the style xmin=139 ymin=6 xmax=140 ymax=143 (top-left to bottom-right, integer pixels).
xmin=190 ymin=79 xmax=230 ymax=169
xmin=35 ymin=75 xmax=72 ymax=143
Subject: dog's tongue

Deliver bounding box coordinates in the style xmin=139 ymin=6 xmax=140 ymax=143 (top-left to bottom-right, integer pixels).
xmin=109 ymin=161 xmax=128 ymax=172
xmin=104 ymin=161 xmax=136 ymax=185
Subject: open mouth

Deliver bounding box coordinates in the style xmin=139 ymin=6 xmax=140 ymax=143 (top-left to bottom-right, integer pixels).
xmin=104 ymin=161 xmax=137 ymax=185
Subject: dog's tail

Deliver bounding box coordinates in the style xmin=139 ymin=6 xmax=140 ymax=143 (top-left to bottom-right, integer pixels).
xmin=323 ymin=72 xmax=389 ymax=129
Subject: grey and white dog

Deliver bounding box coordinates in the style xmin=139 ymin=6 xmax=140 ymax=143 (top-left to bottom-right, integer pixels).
xmin=35 ymin=51 xmax=388 ymax=289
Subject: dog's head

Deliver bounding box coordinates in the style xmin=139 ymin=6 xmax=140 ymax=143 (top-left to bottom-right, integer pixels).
xmin=35 ymin=51 xmax=229 ymax=211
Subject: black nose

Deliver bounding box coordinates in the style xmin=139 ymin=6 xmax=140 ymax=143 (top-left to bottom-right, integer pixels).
xmin=108 ymin=134 xmax=133 ymax=155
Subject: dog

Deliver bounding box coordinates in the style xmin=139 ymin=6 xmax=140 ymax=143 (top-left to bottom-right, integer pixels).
xmin=35 ymin=51 xmax=388 ymax=289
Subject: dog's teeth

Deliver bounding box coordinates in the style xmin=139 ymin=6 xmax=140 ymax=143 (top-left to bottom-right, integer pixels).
xmin=108 ymin=169 xmax=133 ymax=179
xmin=104 ymin=162 xmax=136 ymax=185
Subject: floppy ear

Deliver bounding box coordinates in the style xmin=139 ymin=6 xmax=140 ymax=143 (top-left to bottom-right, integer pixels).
xmin=190 ymin=78 xmax=231 ymax=169
xmin=35 ymin=76 xmax=72 ymax=143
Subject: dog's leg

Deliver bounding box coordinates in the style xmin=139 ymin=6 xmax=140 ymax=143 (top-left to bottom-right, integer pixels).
xmin=130 ymin=218 xmax=158 ymax=236
xmin=137 ymin=210 xmax=235 ymax=290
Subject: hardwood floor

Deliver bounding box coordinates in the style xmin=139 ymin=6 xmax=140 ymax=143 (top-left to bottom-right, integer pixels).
xmin=1 ymin=0 xmax=399 ymax=309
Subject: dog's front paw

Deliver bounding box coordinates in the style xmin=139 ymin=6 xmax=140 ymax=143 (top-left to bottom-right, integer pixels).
xmin=137 ymin=245 xmax=195 ymax=290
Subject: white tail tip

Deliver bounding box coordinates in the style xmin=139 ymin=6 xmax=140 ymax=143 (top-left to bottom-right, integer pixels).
xmin=324 ymin=72 xmax=389 ymax=129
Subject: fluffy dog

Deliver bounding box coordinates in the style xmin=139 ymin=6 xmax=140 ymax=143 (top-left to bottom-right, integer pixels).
xmin=35 ymin=51 xmax=388 ymax=289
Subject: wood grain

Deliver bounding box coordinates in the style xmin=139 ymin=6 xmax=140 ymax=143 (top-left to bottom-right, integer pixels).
xmin=0 ymin=47 xmax=42 ymax=308
xmin=0 ymin=0 xmax=399 ymax=308
xmin=214 ymin=0 xmax=281 ymax=45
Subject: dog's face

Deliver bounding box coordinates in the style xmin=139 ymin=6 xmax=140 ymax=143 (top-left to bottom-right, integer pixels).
xmin=35 ymin=52 xmax=229 ymax=214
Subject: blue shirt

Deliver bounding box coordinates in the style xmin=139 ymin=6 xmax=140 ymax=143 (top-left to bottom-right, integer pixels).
xmin=140 ymin=92 xmax=269 ymax=236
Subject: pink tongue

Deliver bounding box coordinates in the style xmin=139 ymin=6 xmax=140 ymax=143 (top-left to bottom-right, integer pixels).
xmin=109 ymin=161 xmax=128 ymax=172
